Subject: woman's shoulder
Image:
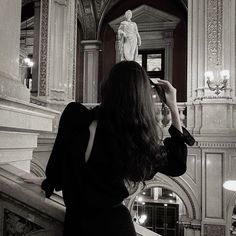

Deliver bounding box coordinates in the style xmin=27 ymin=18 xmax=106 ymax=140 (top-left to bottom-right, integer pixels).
xmin=60 ymin=102 xmax=93 ymax=127
xmin=64 ymin=102 xmax=89 ymax=114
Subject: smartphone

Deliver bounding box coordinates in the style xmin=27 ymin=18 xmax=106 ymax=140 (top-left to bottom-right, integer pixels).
xmin=149 ymin=78 xmax=166 ymax=104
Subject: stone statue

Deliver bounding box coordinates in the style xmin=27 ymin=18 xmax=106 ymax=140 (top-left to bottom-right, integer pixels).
xmin=118 ymin=10 xmax=141 ymax=61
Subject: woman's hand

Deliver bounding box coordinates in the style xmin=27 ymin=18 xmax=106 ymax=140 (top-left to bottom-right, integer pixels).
xmin=156 ymin=79 xmax=182 ymax=132
xmin=156 ymin=79 xmax=177 ymax=110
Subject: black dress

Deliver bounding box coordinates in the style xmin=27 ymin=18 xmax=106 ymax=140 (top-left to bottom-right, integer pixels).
xmin=41 ymin=102 xmax=194 ymax=236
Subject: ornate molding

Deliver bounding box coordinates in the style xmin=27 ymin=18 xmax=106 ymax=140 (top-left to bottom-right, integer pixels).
xmin=207 ymin=0 xmax=223 ymax=69
xmin=81 ymin=0 xmax=96 ymax=39
xmin=109 ymin=5 xmax=180 ymax=33
xmin=94 ymin=0 xmax=109 ymax=19
xmin=197 ymin=141 xmax=236 ymax=148
xmin=31 ymin=160 xmax=46 ymax=177
xmin=182 ymin=220 xmax=201 ymax=230
xmin=4 ymin=209 xmax=43 ymax=235
xmin=204 ymin=224 xmax=225 ymax=236
xmin=77 ymin=0 xmax=83 ymax=21
xmin=54 ymin=0 xmax=67 ymax=6
xmin=50 ymin=89 xmax=66 ymax=101
xmin=72 ymin=1 xmax=77 ymax=100
xmin=39 ymin=0 xmax=49 ymax=96
xmin=30 ymin=96 xmax=47 ymax=107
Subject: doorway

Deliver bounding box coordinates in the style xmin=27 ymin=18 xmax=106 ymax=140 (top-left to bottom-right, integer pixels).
xmin=132 ymin=186 xmax=186 ymax=236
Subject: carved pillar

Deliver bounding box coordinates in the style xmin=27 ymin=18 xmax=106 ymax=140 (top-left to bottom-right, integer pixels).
xmin=81 ymin=40 xmax=101 ymax=103
xmin=187 ymin=2 xmax=236 ymax=236
xmin=187 ymin=0 xmax=234 ymax=101
xmin=187 ymin=0 xmax=236 ymax=135
xmin=31 ymin=0 xmax=41 ymax=96
xmin=36 ymin=0 xmax=77 ymax=109
xmin=0 ymin=0 xmax=30 ymax=101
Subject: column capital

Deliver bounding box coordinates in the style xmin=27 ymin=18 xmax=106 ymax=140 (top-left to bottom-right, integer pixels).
xmin=81 ymin=40 xmax=102 ymax=48
xmin=181 ymin=218 xmax=201 ymax=230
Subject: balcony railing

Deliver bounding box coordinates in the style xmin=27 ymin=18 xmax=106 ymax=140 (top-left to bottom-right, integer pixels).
xmin=84 ymin=102 xmax=187 ymax=128
xmin=0 ymin=164 xmax=161 ymax=236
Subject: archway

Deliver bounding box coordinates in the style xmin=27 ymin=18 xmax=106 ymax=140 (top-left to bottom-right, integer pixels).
xmin=126 ymin=173 xmax=200 ymax=236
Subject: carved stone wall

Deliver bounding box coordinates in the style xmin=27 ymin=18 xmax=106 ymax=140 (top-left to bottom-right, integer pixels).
xmin=39 ymin=0 xmax=49 ymax=97
xmin=36 ymin=0 xmax=77 ymax=108
xmin=207 ymin=0 xmax=223 ymax=69
xmin=3 ymin=209 xmax=42 ymax=235
xmin=204 ymin=224 xmax=225 ymax=236
xmin=0 ymin=167 xmax=64 ymax=236
xmin=80 ymin=0 xmax=96 ymax=39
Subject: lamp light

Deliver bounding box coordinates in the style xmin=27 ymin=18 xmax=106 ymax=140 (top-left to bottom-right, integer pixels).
xmin=204 ymin=67 xmax=230 ymax=95
xmin=223 ymin=180 xmax=236 ymax=191
xmin=138 ymin=214 xmax=147 ymax=224
xmin=22 ymin=57 xmax=34 ymax=67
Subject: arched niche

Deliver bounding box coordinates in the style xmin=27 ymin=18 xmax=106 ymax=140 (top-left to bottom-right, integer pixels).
xmin=109 ymin=4 xmax=180 ymax=83
xmin=125 ymin=172 xmax=201 ymax=235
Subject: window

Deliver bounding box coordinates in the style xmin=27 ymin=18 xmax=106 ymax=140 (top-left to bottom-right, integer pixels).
xmin=136 ymin=49 xmax=165 ymax=80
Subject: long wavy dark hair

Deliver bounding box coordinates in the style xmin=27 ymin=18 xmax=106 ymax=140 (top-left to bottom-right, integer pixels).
xmin=100 ymin=61 xmax=166 ymax=183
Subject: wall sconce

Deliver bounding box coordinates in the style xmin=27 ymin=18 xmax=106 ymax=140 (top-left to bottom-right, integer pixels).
xmin=204 ymin=69 xmax=230 ymax=95
xmin=22 ymin=57 xmax=34 ymax=67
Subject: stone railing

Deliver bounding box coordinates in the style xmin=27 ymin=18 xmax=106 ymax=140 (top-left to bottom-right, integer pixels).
xmin=154 ymin=102 xmax=187 ymax=128
xmin=0 ymin=164 xmax=161 ymax=236
xmin=85 ymin=102 xmax=187 ymax=128
xmin=0 ymin=164 xmax=64 ymax=236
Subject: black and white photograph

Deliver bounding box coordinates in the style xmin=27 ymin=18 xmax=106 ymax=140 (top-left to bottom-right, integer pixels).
xmin=0 ymin=0 xmax=235 ymax=236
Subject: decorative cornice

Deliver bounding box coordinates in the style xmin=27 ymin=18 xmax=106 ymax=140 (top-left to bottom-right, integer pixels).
xmin=197 ymin=141 xmax=236 ymax=148
xmin=54 ymin=0 xmax=67 ymax=6
xmin=109 ymin=4 xmax=180 ymax=33
xmin=182 ymin=220 xmax=201 ymax=230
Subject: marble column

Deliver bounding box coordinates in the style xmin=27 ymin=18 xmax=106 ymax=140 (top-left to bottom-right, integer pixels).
xmin=187 ymin=1 xmax=236 ymax=236
xmin=0 ymin=0 xmax=30 ymax=102
xmin=0 ymin=0 xmax=63 ymax=173
xmin=81 ymin=40 xmax=101 ymax=103
xmin=35 ymin=0 xmax=77 ymax=110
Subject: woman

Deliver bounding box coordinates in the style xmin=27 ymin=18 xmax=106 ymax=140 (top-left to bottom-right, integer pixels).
xmin=41 ymin=61 xmax=194 ymax=235
xmin=118 ymin=10 xmax=141 ymax=61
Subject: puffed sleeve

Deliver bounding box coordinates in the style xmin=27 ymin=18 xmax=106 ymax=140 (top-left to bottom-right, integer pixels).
xmin=148 ymin=125 xmax=195 ymax=180
xmin=41 ymin=102 xmax=90 ymax=198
